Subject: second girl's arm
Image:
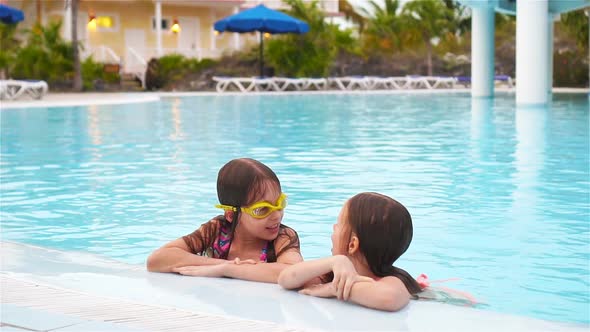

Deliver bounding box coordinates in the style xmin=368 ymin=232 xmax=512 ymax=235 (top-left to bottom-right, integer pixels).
xmin=278 ymin=256 xmax=336 ymax=289
xmin=345 ymin=276 xmax=411 ymax=312
xmin=146 ymin=238 xmax=226 ymax=272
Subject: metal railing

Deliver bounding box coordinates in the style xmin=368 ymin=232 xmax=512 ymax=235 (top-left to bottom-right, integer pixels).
xmin=80 ymin=45 xmax=223 ymax=89
xmin=82 ymin=45 xmax=121 ymax=65
xmin=125 ymin=47 xmax=148 ymax=88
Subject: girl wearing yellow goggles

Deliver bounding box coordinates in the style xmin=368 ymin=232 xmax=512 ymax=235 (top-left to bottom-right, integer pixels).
xmin=147 ymin=158 xmax=302 ymax=284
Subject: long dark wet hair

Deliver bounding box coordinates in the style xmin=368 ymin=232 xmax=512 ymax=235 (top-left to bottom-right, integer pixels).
xmin=183 ymin=158 xmax=299 ymax=262
xmin=345 ymin=192 xmax=422 ymax=295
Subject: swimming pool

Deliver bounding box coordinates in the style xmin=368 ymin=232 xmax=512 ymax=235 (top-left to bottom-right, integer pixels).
xmin=1 ymin=92 xmax=588 ymax=324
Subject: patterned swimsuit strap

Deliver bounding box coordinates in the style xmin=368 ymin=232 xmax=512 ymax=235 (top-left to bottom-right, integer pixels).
xmin=214 ymin=222 xmax=269 ymax=262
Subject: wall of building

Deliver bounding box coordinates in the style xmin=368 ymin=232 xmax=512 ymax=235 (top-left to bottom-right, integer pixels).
xmin=4 ymin=0 xmax=337 ymax=63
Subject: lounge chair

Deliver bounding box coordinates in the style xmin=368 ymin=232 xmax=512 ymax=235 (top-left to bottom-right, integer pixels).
xmin=0 ymin=80 xmax=48 ymax=100
xmin=212 ymin=76 xmax=279 ymax=92
xmin=364 ymin=76 xmax=408 ymax=90
xmin=272 ymin=77 xmax=307 ymax=91
xmin=494 ymin=75 xmax=514 ymax=88
xmin=303 ymin=78 xmax=328 ymax=90
xmin=404 ymin=76 xmax=458 ymax=89
xmin=430 ymin=76 xmax=457 ymax=89
xmin=455 ymin=75 xmax=514 ymax=88
xmin=329 ymin=76 xmax=370 ymax=90
xmin=405 ymin=76 xmax=432 ymax=89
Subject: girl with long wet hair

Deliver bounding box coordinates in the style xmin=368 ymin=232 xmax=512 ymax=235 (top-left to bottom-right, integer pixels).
xmin=278 ymin=192 xmax=422 ymax=311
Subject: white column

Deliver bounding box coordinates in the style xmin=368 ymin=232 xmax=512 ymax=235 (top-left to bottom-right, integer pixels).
xmin=63 ymin=0 xmax=72 ymax=41
xmin=155 ymin=0 xmax=162 ymax=57
xmin=547 ymin=13 xmax=556 ymax=96
xmin=233 ymin=6 xmax=240 ymax=50
xmin=471 ymin=4 xmax=495 ymax=98
xmin=516 ymin=0 xmax=549 ymax=105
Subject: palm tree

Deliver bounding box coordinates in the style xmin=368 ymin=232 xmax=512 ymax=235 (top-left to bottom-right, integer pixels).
xmin=361 ymin=0 xmax=403 ymax=54
xmin=0 ymin=24 xmax=20 ymax=79
xmin=338 ymin=0 xmax=366 ymax=32
xmin=36 ymin=0 xmax=42 ymax=23
xmin=266 ymin=0 xmax=356 ymax=77
xmin=402 ymin=0 xmax=455 ymax=75
xmin=69 ymin=0 xmax=82 ymax=91
xmin=560 ymin=9 xmax=589 ymax=50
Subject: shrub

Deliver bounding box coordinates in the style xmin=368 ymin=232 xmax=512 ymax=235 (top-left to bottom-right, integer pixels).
xmin=145 ymin=54 xmax=217 ymax=90
xmin=81 ymin=57 xmax=120 ymax=90
xmin=11 ymin=21 xmax=74 ymax=84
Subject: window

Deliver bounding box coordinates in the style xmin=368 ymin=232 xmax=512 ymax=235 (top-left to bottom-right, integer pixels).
xmin=152 ymin=18 xmax=170 ymax=31
xmin=96 ymin=16 xmax=114 ymax=29
xmin=87 ymin=14 xmax=118 ymax=32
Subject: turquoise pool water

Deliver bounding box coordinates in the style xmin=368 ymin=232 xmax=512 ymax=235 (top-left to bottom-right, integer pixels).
xmin=1 ymin=93 xmax=588 ymax=324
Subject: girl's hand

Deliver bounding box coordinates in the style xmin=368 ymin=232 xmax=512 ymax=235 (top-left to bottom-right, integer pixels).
xmin=332 ymin=255 xmax=362 ymax=301
xmin=299 ymin=283 xmax=336 ymax=298
xmin=172 ymin=258 xmax=258 ymax=277
xmin=173 ymin=264 xmax=226 ymax=277
xmin=231 ymin=257 xmax=258 ymax=265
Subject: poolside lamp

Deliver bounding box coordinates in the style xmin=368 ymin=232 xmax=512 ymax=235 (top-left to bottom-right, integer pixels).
xmin=87 ymin=13 xmax=96 ymax=30
xmin=263 ymin=32 xmax=271 ymax=39
xmin=171 ymin=19 xmax=181 ymax=33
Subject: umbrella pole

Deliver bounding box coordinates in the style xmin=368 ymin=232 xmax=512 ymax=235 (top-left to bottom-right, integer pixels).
xmin=259 ymin=31 xmax=264 ymax=78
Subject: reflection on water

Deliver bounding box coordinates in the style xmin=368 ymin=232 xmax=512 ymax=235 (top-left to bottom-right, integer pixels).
xmin=1 ymin=93 xmax=588 ymax=324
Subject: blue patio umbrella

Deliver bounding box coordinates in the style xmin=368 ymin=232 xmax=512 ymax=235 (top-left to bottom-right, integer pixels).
xmin=0 ymin=4 xmax=24 ymax=24
xmin=214 ymin=4 xmax=309 ymax=77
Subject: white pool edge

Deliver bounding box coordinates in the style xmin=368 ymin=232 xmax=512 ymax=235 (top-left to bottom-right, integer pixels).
xmin=1 ymin=88 xmax=587 ymax=110
xmin=1 ymin=241 xmax=588 ymax=332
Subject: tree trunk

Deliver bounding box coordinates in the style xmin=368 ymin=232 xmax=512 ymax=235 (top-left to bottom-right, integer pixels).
xmin=426 ymin=41 xmax=433 ymax=76
xmin=36 ymin=0 xmax=42 ymax=24
xmin=71 ymin=0 xmax=82 ymax=91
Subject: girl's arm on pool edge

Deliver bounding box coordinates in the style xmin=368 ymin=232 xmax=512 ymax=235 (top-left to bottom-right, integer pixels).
xmin=345 ymin=276 xmax=411 ymax=312
xmin=221 ymin=249 xmax=303 ymax=283
xmin=173 ymin=247 xmax=304 ymax=283
xmin=278 ymin=256 xmax=336 ymax=289
xmin=217 ymin=233 xmax=305 ymax=283
xmin=298 ymin=276 xmax=411 ymax=312
xmin=146 ymin=238 xmax=227 ymax=272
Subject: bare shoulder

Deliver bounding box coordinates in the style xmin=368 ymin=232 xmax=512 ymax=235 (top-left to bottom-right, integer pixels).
xmin=275 ymin=225 xmax=303 ymax=264
xmin=202 ymin=216 xmax=222 ymax=228
xmin=278 ymin=224 xmax=298 ymax=237
xmin=378 ymin=276 xmax=412 ymax=297
xmin=275 ymin=225 xmax=300 ymax=250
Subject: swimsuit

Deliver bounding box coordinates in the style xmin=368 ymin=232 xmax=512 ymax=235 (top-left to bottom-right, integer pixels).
xmin=211 ymin=222 xmax=269 ymax=262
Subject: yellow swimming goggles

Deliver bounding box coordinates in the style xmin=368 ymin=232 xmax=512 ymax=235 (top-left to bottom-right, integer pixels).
xmin=215 ymin=193 xmax=288 ymax=219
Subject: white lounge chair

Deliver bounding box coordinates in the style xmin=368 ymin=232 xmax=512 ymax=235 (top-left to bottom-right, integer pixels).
xmin=329 ymin=76 xmax=371 ymax=90
xmin=212 ymin=76 xmax=279 ymax=92
xmin=364 ymin=77 xmax=408 ymax=90
xmin=303 ymin=78 xmax=328 ymax=90
xmin=430 ymin=76 xmax=457 ymax=89
xmin=403 ymin=76 xmax=458 ymax=89
xmin=0 ymin=80 xmax=48 ymax=100
xmin=404 ymin=76 xmax=433 ymax=89
xmin=272 ymin=77 xmax=308 ymax=91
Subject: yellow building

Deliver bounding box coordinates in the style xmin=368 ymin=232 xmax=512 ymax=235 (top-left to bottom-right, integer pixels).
xmin=6 ymin=0 xmax=339 ymax=84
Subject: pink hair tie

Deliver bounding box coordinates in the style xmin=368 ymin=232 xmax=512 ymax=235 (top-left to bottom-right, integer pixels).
xmin=416 ymin=273 xmax=430 ymax=288
xmin=416 ymin=274 xmax=479 ymax=306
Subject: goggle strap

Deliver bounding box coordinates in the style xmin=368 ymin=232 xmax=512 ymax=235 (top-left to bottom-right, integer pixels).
xmin=215 ymin=204 xmax=238 ymax=212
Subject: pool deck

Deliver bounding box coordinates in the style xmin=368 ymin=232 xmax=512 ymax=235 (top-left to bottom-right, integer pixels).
xmin=1 ymin=88 xmax=587 ymax=110
xmin=1 ymin=242 xmax=588 ymax=332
